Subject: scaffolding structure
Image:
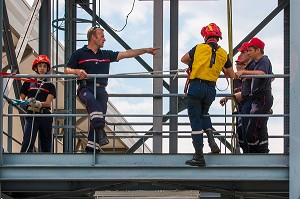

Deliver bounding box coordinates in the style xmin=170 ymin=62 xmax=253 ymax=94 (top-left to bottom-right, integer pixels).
xmin=1 ymin=0 xmax=299 ymax=198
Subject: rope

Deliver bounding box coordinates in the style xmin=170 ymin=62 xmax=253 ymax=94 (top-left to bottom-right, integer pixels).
xmin=24 ymin=80 xmax=45 ymax=153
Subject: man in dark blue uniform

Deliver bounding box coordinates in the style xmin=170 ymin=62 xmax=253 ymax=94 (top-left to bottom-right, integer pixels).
xmin=64 ymin=26 xmax=159 ymax=152
xmin=20 ymin=55 xmax=56 ymax=152
xmin=220 ymin=53 xmax=248 ymax=152
xmin=235 ymin=38 xmax=273 ymax=153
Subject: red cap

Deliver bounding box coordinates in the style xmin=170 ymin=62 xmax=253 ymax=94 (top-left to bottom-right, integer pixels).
xmin=238 ymin=42 xmax=249 ymax=52
xmin=235 ymin=55 xmax=243 ymax=63
xmin=248 ymin=37 xmax=265 ymax=50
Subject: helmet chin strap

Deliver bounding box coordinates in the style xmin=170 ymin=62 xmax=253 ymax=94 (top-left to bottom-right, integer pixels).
xmin=34 ymin=69 xmax=39 ymax=74
xmin=205 ymin=37 xmax=218 ymax=44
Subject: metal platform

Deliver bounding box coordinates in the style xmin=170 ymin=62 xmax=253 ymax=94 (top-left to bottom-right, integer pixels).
xmin=1 ymin=0 xmax=300 ymax=198
xmin=1 ymin=153 xmax=289 ymax=198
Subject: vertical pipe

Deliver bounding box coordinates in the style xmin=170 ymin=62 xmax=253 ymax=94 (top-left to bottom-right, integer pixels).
xmin=52 ymin=0 xmax=58 ymax=153
xmin=169 ymin=0 xmax=178 ymax=153
xmin=0 ymin=0 xmax=3 ymax=166
xmin=92 ymin=0 xmax=96 ymax=26
xmin=39 ymin=0 xmax=51 ymax=56
xmin=227 ymin=0 xmax=235 ymax=152
xmin=64 ymin=0 xmax=70 ymax=153
xmin=64 ymin=0 xmax=77 ymax=153
xmin=7 ymin=105 xmax=12 ymax=153
xmin=290 ymin=0 xmax=300 ymax=198
xmin=153 ymin=0 xmax=163 ymax=153
xmin=227 ymin=0 xmax=233 ymax=60
xmin=38 ymin=0 xmax=51 ymax=152
xmin=281 ymin=0 xmax=290 ymax=154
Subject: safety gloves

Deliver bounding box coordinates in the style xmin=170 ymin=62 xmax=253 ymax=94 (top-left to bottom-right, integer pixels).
xmin=27 ymin=97 xmax=42 ymax=108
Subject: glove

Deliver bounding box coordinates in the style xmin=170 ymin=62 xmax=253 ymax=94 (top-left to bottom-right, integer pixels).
xmin=28 ymin=98 xmax=42 ymax=108
xmin=27 ymin=97 xmax=34 ymax=103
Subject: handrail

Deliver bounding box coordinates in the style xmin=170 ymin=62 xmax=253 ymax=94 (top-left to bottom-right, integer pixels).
xmin=1 ymin=73 xmax=288 ymax=155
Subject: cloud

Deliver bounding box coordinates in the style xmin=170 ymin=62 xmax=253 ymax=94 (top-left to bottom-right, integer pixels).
xmin=100 ymin=0 xmax=152 ymax=28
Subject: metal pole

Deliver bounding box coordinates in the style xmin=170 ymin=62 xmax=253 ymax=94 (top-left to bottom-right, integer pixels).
xmin=0 ymin=0 xmax=4 ymax=196
xmin=39 ymin=0 xmax=51 ymax=56
xmin=0 ymin=0 xmax=3 ymax=163
xmin=227 ymin=0 xmax=235 ymax=152
xmin=281 ymin=0 xmax=290 ymax=154
xmin=290 ymin=0 xmax=300 ymax=198
xmin=64 ymin=0 xmax=77 ymax=153
xmin=169 ymin=0 xmax=179 ymax=153
xmin=7 ymin=105 xmax=12 ymax=153
xmin=152 ymin=0 xmax=163 ymax=153
xmin=92 ymin=0 xmax=96 ymax=26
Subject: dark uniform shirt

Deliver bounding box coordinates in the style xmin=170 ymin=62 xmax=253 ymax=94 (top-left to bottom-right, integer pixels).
xmin=251 ymin=55 xmax=272 ymax=95
xmin=67 ymin=45 xmax=119 ymax=86
xmin=20 ymin=79 xmax=56 ymax=109
xmin=241 ymin=60 xmax=255 ymax=99
xmin=233 ymin=79 xmax=242 ymax=93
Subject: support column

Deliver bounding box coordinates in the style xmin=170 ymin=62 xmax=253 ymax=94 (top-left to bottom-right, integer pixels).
xmin=39 ymin=0 xmax=51 ymax=56
xmin=0 ymin=0 xmax=3 ymax=196
xmin=169 ymin=0 xmax=178 ymax=153
xmin=0 ymin=0 xmax=3 ymax=158
xmin=153 ymin=0 xmax=163 ymax=153
xmin=281 ymin=0 xmax=290 ymax=154
xmin=290 ymin=0 xmax=300 ymax=198
xmin=64 ymin=0 xmax=77 ymax=153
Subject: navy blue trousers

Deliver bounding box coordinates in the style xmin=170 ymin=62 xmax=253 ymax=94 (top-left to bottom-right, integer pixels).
xmin=187 ymin=80 xmax=216 ymax=150
xmin=21 ymin=115 xmax=53 ymax=152
xmin=246 ymin=94 xmax=273 ymax=153
xmin=77 ymin=86 xmax=108 ymax=150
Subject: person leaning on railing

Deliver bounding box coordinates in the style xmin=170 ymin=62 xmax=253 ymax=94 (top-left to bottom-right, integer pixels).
xmin=235 ymin=37 xmax=273 ymax=153
xmin=20 ymin=55 xmax=56 ymax=153
xmin=220 ymin=42 xmax=255 ymax=153
xmin=64 ymin=26 xmax=159 ymax=153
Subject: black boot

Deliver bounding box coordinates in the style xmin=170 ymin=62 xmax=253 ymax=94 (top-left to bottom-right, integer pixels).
xmin=185 ymin=149 xmax=206 ymax=167
xmin=96 ymin=128 xmax=109 ymax=146
xmin=205 ymin=129 xmax=221 ymax=154
xmin=85 ymin=146 xmax=100 ymax=153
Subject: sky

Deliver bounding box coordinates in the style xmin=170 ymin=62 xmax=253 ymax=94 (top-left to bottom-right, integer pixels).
xmin=27 ymin=0 xmax=285 ymax=153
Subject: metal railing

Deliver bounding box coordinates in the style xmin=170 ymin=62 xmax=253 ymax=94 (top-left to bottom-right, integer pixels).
xmin=1 ymin=73 xmax=288 ymax=154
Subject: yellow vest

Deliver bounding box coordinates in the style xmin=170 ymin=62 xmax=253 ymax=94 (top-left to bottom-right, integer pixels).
xmin=189 ymin=43 xmax=228 ymax=82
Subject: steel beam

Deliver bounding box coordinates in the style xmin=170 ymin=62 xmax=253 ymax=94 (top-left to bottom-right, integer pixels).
xmin=0 ymin=154 xmax=288 ymax=196
xmin=169 ymin=0 xmax=179 ymax=153
xmin=233 ymin=0 xmax=289 ymax=55
xmin=2 ymin=0 xmax=25 ymax=130
xmin=290 ymin=0 xmax=300 ymax=198
xmin=64 ymin=0 xmax=77 ymax=153
xmin=281 ymin=0 xmax=290 ymax=154
xmin=1 ymin=154 xmax=288 ymax=180
xmin=15 ymin=0 xmax=41 ymax=63
xmin=152 ymin=0 xmax=164 ymax=153
xmin=39 ymin=0 xmax=50 ymax=56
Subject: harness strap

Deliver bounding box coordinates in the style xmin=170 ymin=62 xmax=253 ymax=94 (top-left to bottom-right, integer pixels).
xmin=184 ymin=68 xmax=191 ymax=94
xmin=208 ymin=43 xmax=220 ymax=68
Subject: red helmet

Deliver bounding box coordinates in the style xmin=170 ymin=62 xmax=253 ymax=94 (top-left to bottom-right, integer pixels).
xmin=201 ymin=23 xmax=222 ymax=39
xmin=32 ymin=55 xmax=51 ymax=72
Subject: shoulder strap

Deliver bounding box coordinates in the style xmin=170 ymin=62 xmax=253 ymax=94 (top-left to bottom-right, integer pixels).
xmin=208 ymin=43 xmax=220 ymax=68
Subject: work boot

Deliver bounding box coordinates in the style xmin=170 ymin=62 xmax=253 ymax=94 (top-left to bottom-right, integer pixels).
xmin=96 ymin=128 xmax=109 ymax=146
xmin=205 ymin=129 xmax=221 ymax=154
xmin=85 ymin=146 xmax=100 ymax=153
xmin=185 ymin=149 xmax=206 ymax=167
